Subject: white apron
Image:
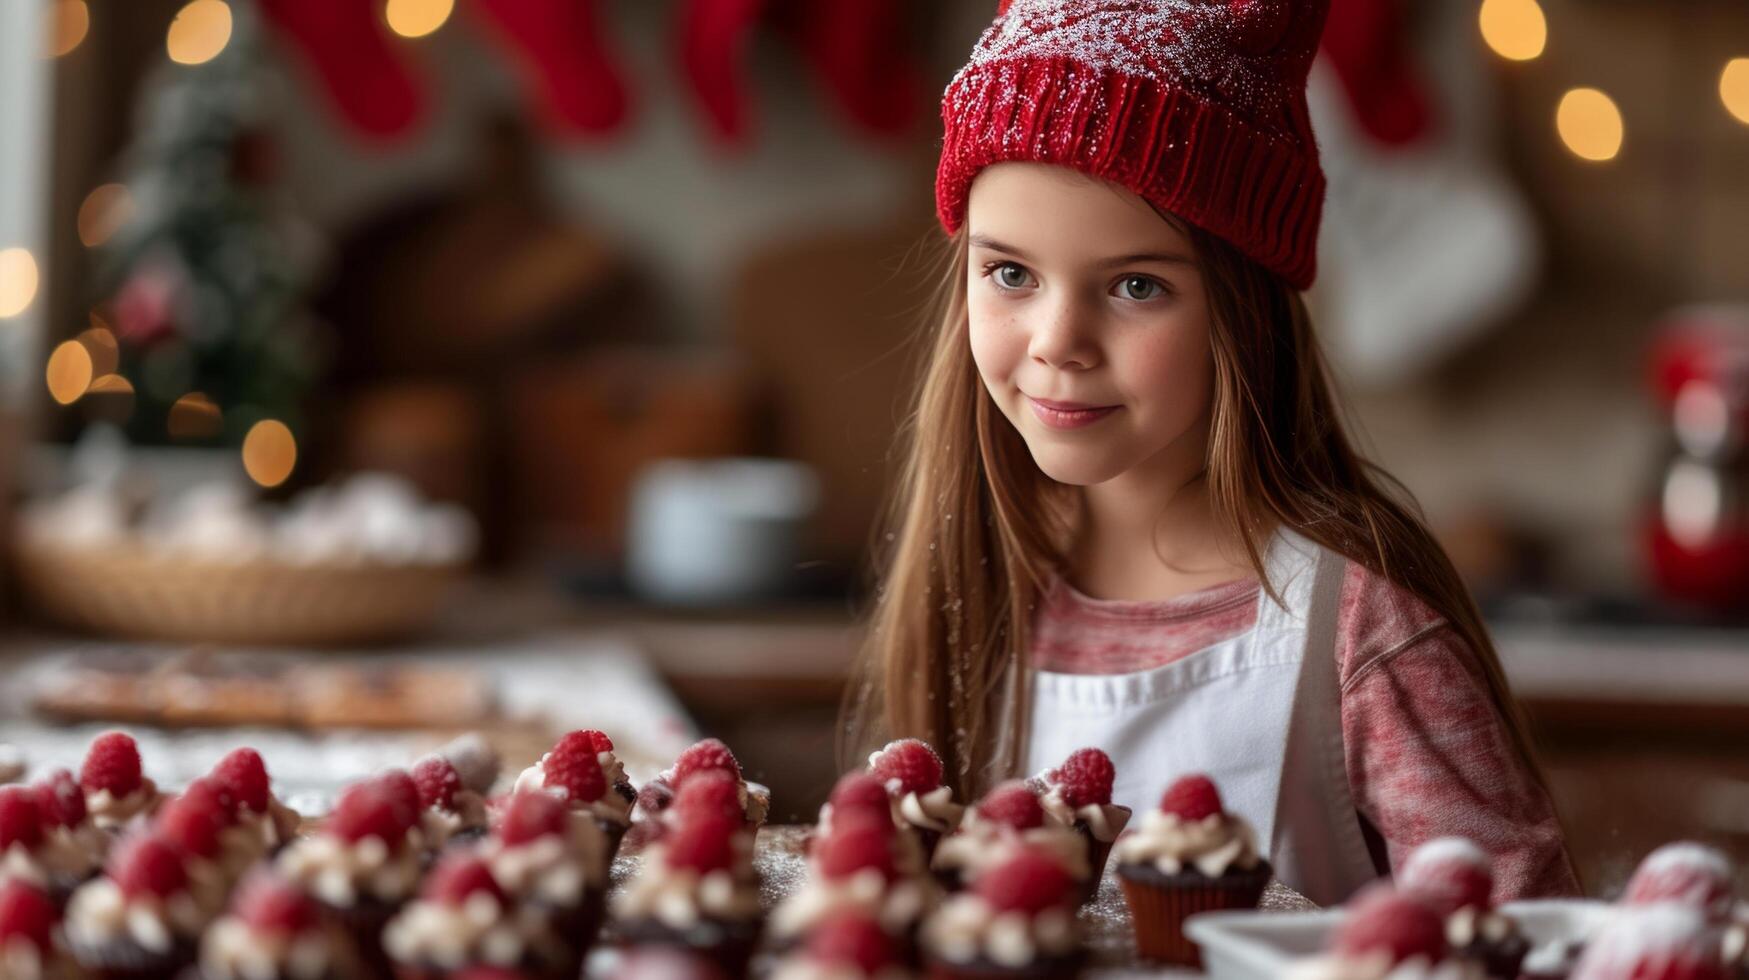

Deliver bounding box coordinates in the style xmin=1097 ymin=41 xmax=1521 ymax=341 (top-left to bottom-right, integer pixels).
xmin=1022 ymin=528 xmax=1381 ymax=906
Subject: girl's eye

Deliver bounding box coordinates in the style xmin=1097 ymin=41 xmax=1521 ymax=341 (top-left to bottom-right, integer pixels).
xmin=993 ymin=263 xmax=1033 ymax=290
xmin=1115 ymin=276 xmax=1166 ymax=301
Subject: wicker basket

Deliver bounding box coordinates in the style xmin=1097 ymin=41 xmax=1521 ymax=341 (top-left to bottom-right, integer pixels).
xmin=13 ymin=537 xmax=465 ymax=647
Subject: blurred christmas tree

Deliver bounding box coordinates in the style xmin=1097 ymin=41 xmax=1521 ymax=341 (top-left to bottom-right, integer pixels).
xmin=93 ymin=0 xmax=319 ymax=453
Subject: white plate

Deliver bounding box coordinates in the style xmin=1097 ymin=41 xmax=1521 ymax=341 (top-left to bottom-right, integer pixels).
xmin=1184 ymin=899 xmax=1616 ymax=980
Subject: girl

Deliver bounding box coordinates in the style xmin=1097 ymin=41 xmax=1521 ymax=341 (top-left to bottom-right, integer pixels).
xmin=844 ymin=0 xmax=1582 ymax=906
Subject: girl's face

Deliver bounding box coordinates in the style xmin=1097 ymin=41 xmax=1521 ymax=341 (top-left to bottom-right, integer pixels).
xmin=965 ymin=163 xmax=1215 ymax=488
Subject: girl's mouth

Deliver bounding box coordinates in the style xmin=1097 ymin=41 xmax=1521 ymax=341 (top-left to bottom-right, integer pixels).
xmin=1026 ymin=396 xmax=1121 ymax=430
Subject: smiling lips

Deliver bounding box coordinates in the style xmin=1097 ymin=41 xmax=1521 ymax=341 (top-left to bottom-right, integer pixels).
xmin=1026 ymin=396 xmax=1120 ymax=430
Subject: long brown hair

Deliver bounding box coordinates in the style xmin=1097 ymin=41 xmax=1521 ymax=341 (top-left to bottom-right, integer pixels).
xmin=842 ymin=220 xmax=1562 ymax=844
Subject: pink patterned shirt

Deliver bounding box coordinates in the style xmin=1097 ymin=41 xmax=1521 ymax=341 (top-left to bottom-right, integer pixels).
xmin=1032 ymin=561 xmax=1582 ymax=903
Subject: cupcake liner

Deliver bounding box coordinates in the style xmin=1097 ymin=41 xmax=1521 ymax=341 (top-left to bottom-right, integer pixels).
xmin=1117 ymin=862 xmax=1270 ymax=967
xmin=1458 ymin=934 xmax=1533 ymax=979
xmin=616 ymin=916 xmax=762 ymax=980
xmin=329 ymin=897 xmax=401 ymax=978
xmin=67 ymin=935 xmax=197 ymax=980
xmin=922 ymin=950 xmax=1086 ymax=980
xmin=914 ymin=827 xmax=944 ymax=865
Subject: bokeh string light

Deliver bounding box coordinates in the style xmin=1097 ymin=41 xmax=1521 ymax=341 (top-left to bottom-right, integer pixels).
xmin=1722 ymin=58 xmax=1749 ymax=126
xmin=242 ymin=420 xmax=298 ymax=488
xmin=45 ymin=342 xmax=94 ymax=406
xmin=1556 ymin=87 xmax=1624 ymax=162
xmin=385 ymin=0 xmax=455 ymax=39
xmin=166 ymin=0 xmax=232 ymax=66
xmin=0 ymin=248 xmax=39 ymax=318
xmin=48 ymin=0 xmax=89 ymax=58
xmin=1478 ymin=0 xmax=1546 ymax=62
xmin=168 ymin=392 xmax=224 ymax=440
xmin=77 ymin=184 xmax=133 ymax=248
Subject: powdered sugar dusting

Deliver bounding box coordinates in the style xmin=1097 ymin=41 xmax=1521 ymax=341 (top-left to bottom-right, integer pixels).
xmin=1402 ymin=838 xmax=1491 ymax=877
xmin=1635 ymin=843 xmax=1733 ymax=882
xmin=1569 ymin=905 xmax=1724 ymax=978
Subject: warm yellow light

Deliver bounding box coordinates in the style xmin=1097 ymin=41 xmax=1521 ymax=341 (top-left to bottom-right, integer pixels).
xmin=167 ymin=0 xmax=232 ymax=66
xmin=77 ymin=323 xmax=120 ymax=377
xmin=1556 ymin=88 xmax=1624 ymax=162
xmin=48 ymin=0 xmax=90 ymax=58
xmin=1479 ymin=0 xmax=1546 ymax=62
xmin=242 ymin=419 xmax=297 ymax=488
xmin=385 ymin=0 xmax=455 ymax=39
xmin=169 ymin=392 xmax=224 ymax=440
xmin=0 ymin=248 xmax=40 ymax=318
xmin=46 ymin=341 xmax=94 ymax=405
xmin=1722 ymin=58 xmax=1749 ymax=126
xmin=77 ymin=184 xmax=133 ymax=248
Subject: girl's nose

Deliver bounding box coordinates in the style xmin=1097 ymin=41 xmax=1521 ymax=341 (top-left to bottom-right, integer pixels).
xmin=1027 ymin=297 xmax=1100 ymax=371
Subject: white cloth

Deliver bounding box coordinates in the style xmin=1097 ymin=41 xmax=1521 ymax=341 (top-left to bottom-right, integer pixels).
xmin=1023 ymin=529 xmax=1381 ymax=907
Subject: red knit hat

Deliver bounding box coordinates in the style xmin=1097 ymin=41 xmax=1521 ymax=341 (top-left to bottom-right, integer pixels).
xmin=936 ymin=0 xmax=1331 ymax=290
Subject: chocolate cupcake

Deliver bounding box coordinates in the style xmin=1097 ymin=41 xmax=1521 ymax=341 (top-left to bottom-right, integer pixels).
xmin=920 ymin=847 xmax=1084 ymax=980
xmin=1 ymin=785 xmax=86 ymax=907
xmin=1112 ymin=774 xmax=1269 ymax=966
xmin=27 ymin=770 xmax=108 ymax=902
xmin=78 ymin=733 xmax=162 ymax=836
xmin=479 ymin=790 xmax=609 ymax=970
xmin=206 ymin=749 xmax=301 ymax=873
xmin=1284 ymin=885 xmax=1484 ymax=979
xmin=1398 ymin=837 xmax=1529 ymax=979
xmin=932 ymin=783 xmax=1087 ymax=899
xmin=1028 ymin=748 xmax=1129 ymax=897
xmin=410 ymin=756 xmax=490 ymax=854
xmin=770 ymin=911 xmax=916 ymax=980
xmin=511 ymin=731 xmax=633 ymax=873
xmin=384 ymin=853 xmax=573 ymax=980
xmin=628 ymin=739 xmax=769 ymax=855
xmin=190 ymin=872 xmax=366 ymax=980
xmin=771 ymin=808 xmax=935 ymax=958
xmin=611 ymin=806 xmax=762 ymax=979
xmin=0 ymin=879 xmax=81 ymax=980
xmin=64 ymin=833 xmax=208 ymax=980
xmin=275 ymin=780 xmax=423 ymax=976
xmin=868 ymin=741 xmax=962 ymax=865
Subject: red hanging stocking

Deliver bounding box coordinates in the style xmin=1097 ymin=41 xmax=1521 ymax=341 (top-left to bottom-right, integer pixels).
xmin=258 ymin=0 xmax=425 ymax=140
xmin=469 ymin=0 xmax=633 ymax=138
xmin=1319 ymin=0 xmax=1435 ymax=146
xmin=786 ymin=0 xmax=923 ymax=140
xmin=676 ymin=0 xmax=769 ymax=148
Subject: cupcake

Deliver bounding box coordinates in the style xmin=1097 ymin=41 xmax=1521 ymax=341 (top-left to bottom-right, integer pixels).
xmin=612 ymin=805 xmax=763 ymax=978
xmin=512 ymin=731 xmax=633 ymax=871
xmin=0 ymin=879 xmax=80 ymax=980
xmin=608 ymin=948 xmax=734 ymax=980
xmin=2 ymin=787 xmax=54 ymax=893
xmin=772 ymin=808 xmax=935 ymax=956
xmin=479 ymin=790 xmax=609 ymax=969
xmin=1570 ymin=903 xmax=1730 ymax=980
xmin=630 ymin=739 xmax=770 ymax=851
xmin=1621 ymin=842 xmax=1737 ymax=922
xmin=1111 ymin=773 xmax=1270 ymax=966
xmin=191 ymin=872 xmax=367 ymax=980
xmin=275 ymin=779 xmax=423 ymax=975
xmin=1027 ymin=749 xmax=1130 ymax=891
xmin=931 ymin=783 xmax=1087 ymax=899
xmin=64 ymin=833 xmax=208 ymax=980
xmin=384 ymin=852 xmax=573 ymax=979
xmin=1398 ymin=838 xmax=1529 ymax=979
xmin=410 ymin=756 xmax=489 ymax=853
xmin=868 ymin=741 xmax=962 ymax=865
xmin=770 ymin=911 xmax=917 ymax=980
xmin=79 ymin=734 xmax=161 ymax=834
xmin=1285 ymin=885 xmax=1484 ymax=979
xmin=207 ymin=749 xmax=301 ymax=871
xmin=152 ymin=781 xmax=240 ymax=920
xmin=29 ymin=770 xmax=109 ymax=900
xmin=919 ymin=847 xmax=1083 ymax=979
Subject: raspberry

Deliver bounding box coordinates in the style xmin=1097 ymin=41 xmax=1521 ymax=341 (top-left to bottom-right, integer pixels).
xmin=1051 ymin=748 xmax=1115 ymax=808
xmin=1331 ymin=885 xmax=1448 ymax=965
xmin=1158 ymin=774 xmax=1223 ymax=822
xmin=211 ymin=748 xmax=271 ymax=815
xmin=413 ymin=756 xmax=463 ymax=812
xmin=663 ymin=812 xmax=739 ymax=874
xmin=0 ymin=787 xmax=43 ymax=851
xmin=424 ymin=853 xmax=507 ymax=905
xmin=494 ymin=791 xmax=567 ymax=847
xmin=806 ymin=912 xmax=899 ymax=972
xmin=32 ymin=770 xmax=87 ymax=829
xmin=815 ymin=812 xmax=897 ymax=881
xmin=672 ymin=739 xmax=742 ymax=788
xmin=542 ymin=745 xmax=606 ymax=804
xmin=376 ymin=770 xmax=421 ymax=827
xmin=673 ymin=770 xmax=743 ymax=824
xmin=180 ymin=777 xmax=239 ymax=826
xmin=156 ymin=786 xmax=226 ymax=859
xmin=1622 ymin=842 xmax=1735 ymax=920
xmin=977 ymin=782 xmax=1045 ymax=830
xmin=80 ymin=731 xmax=143 ymax=798
xmin=1569 ymin=903 xmax=1728 ymax=980
xmin=869 ymin=739 xmax=943 ymax=796
xmin=0 ymin=881 xmax=57 ymax=951
xmin=1398 ymin=838 xmax=1494 ymax=918
xmin=551 ymin=729 xmax=614 ymax=762
xmin=636 ymin=780 xmax=676 ymax=816
xmin=110 ymin=833 xmax=189 ymax=899
xmin=328 ymin=783 xmax=409 ymax=845
xmin=828 ymin=772 xmax=892 ymax=818
xmin=232 ymin=873 xmax=319 ymax=934
xmin=973 ymin=848 xmax=1076 ymax=915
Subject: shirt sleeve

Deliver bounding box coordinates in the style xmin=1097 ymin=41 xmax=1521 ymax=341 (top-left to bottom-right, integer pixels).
xmin=1340 ymin=625 xmax=1584 ymax=902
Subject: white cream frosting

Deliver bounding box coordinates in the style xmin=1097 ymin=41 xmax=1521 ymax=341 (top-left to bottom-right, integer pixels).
xmin=383 ymin=892 xmax=562 ymax=969
xmin=1 ymin=843 xmax=47 ymax=889
xmin=37 ymin=824 xmax=106 ymax=883
xmin=1447 ymin=906 xmax=1518 ymax=948
xmin=1285 ymin=952 xmax=1487 ymax=980
xmin=275 ymin=834 xmax=422 ymax=908
xmin=611 ymin=858 xmax=762 ymax=931
xmin=85 ymin=784 xmax=159 ymax=831
xmin=482 ymin=818 xmax=608 ymax=904
xmin=65 ymin=878 xmax=205 ymax=954
xmin=200 ymin=917 xmax=354 ymax=980
xmin=1111 ymin=809 xmax=1261 ymax=878
xmin=932 ymin=813 xmax=1089 ymax=883
xmin=771 ymin=868 xmax=933 ymax=939
xmin=1036 ymin=782 xmax=1129 ymax=843
xmin=920 ymin=893 xmax=1078 ymax=968
xmin=419 ymin=789 xmax=488 ymax=850
xmin=895 ymin=786 xmax=963 ymax=835
xmin=513 ymin=754 xmax=634 ymax=827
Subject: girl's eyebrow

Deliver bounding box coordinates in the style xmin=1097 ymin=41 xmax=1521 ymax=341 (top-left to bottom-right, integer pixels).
xmin=968 ymin=235 xmax=1192 ymax=267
